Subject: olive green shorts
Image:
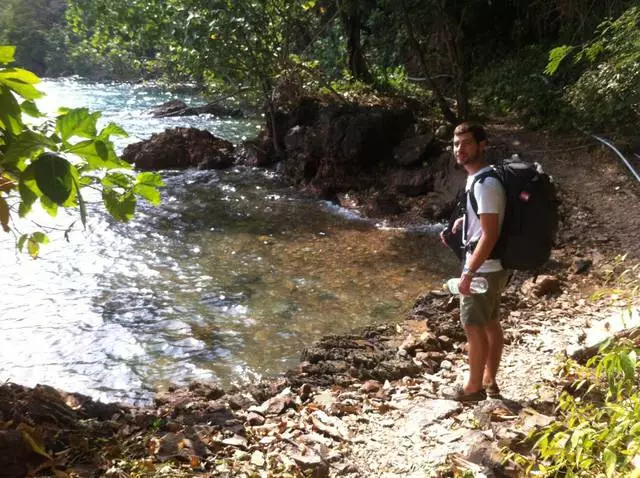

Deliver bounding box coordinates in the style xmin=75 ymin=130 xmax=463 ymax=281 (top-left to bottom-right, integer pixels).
xmin=460 ymin=269 xmax=512 ymax=327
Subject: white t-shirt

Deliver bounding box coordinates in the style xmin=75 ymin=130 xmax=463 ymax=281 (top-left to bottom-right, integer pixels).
xmin=463 ymin=166 xmax=506 ymax=273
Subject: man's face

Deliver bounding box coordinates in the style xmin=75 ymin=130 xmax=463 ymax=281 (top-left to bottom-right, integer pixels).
xmin=453 ymin=132 xmax=485 ymax=166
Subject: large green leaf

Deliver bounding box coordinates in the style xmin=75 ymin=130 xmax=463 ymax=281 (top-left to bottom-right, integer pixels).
xmin=0 ymin=85 xmax=23 ymax=135
xmin=65 ymin=139 xmax=129 ymax=169
xmin=0 ymin=68 xmax=43 ymax=100
xmin=136 ymin=171 xmax=164 ymax=187
xmin=103 ymin=189 xmax=136 ymax=221
xmin=3 ymin=131 xmax=57 ymax=169
xmin=33 ymin=153 xmax=73 ymax=205
xmin=20 ymin=100 xmax=44 ymax=118
xmin=56 ymin=108 xmax=100 ymax=142
xmin=0 ymin=46 xmax=16 ymax=64
xmin=99 ymin=122 xmax=129 ymax=139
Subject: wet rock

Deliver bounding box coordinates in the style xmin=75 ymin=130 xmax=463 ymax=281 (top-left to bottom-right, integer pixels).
xmin=393 ymin=133 xmax=436 ymax=167
xmin=272 ymin=101 xmax=414 ymax=191
xmin=187 ymin=382 xmax=226 ymax=401
xmin=237 ymin=140 xmax=273 ymax=167
xmin=363 ymin=193 xmax=405 ymax=216
xmin=121 ymin=127 xmax=235 ymax=171
xmin=520 ymin=275 xmax=561 ymax=297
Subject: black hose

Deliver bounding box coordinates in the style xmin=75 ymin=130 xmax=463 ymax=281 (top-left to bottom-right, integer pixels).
xmin=591 ymin=135 xmax=640 ymax=184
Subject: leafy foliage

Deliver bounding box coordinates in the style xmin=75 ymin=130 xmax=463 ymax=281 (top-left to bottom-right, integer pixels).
xmin=506 ymin=260 xmax=640 ymax=477
xmin=507 ymin=341 xmax=640 ymax=476
xmin=544 ymin=6 xmax=640 ymax=132
xmin=0 ymin=45 xmax=163 ymax=257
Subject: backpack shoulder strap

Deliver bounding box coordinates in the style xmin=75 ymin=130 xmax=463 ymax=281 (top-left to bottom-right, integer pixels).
xmin=467 ymin=167 xmax=501 ymax=217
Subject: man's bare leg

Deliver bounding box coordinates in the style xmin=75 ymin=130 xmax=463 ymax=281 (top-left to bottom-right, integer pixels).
xmin=483 ymin=320 xmax=504 ymax=387
xmin=463 ymin=324 xmax=489 ymax=393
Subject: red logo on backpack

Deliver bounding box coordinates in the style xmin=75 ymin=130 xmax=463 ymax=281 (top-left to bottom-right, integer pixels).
xmin=520 ymin=191 xmax=530 ymax=202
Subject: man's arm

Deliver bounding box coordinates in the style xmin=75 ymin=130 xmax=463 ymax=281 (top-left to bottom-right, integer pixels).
xmin=458 ymin=213 xmax=500 ymax=295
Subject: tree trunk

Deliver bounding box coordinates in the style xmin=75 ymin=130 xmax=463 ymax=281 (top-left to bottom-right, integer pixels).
xmin=338 ymin=0 xmax=372 ymax=83
xmin=399 ymin=0 xmax=458 ymax=125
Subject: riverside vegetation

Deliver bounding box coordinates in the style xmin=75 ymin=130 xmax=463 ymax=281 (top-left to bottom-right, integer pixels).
xmin=2 ymin=0 xmax=640 ymax=476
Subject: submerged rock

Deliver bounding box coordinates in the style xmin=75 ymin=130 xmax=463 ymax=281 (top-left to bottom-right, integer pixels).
xmin=149 ymin=99 xmax=243 ymax=118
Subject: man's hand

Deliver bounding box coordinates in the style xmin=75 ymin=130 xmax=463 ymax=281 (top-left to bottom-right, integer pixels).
xmin=458 ymin=273 xmax=473 ymax=295
xmin=439 ymin=217 xmax=463 ymax=246
xmin=452 ymin=217 xmax=463 ymax=233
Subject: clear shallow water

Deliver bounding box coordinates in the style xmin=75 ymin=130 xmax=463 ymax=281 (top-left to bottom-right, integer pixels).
xmin=0 ymin=79 xmax=458 ymax=404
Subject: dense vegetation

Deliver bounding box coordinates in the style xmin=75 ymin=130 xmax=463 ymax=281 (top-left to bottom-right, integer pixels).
xmin=2 ymin=0 xmax=638 ymax=133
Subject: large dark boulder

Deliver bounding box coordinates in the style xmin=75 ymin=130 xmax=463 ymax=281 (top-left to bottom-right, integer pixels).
xmin=393 ymin=133 xmax=437 ymax=167
xmin=275 ymin=101 xmax=414 ymax=191
xmin=149 ymin=99 xmax=243 ymax=118
xmin=122 ymin=127 xmax=235 ymax=171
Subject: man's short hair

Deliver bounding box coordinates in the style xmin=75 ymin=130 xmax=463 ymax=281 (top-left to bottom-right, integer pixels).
xmin=454 ymin=122 xmax=487 ymax=143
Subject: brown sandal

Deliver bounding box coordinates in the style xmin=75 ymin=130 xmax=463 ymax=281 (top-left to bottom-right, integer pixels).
xmin=444 ymin=385 xmax=487 ymax=402
xmin=484 ymin=383 xmax=501 ymax=398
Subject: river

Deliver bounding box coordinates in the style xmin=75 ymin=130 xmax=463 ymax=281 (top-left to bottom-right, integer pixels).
xmin=0 ymin=78 xmax=458 ymax=404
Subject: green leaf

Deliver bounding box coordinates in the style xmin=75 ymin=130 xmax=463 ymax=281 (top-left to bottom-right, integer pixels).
xmin=65 ymin=140 xmax=129 ymax=169
xmin=17 ymin=233 xmax=28 ymax=251
xmin=3 ymin=130 xmax=57 ymax=168
xmin=0 ymin=85 xmax=23 ymax=135
xmin=604 ymin=448 xmax=617 ymax=477
xmin=56 ymin=108 xmax=100 ymax=142
xmin=619 ymin=351 xmax=635 ymax=379
xmin=134 ymin=184 xmax=161 ymax=205
xmin=102 ymin=172 xmax=134 ymax=189
xmin=99 ymin=122 xmax=128 ymax=139
xmin=545 ymin=45 xmax=575 ymax=75
xmin=103 ymin=189 xmax=136 ymax=221
xmin=0 ymin=46 xmax=16 ymax=64
xmin=136 ymin=171 xmax=164 ymax=188
xmin=0 ymin=68 xmax=43 ymax=100
xmin=33 ymin=153 xmax=73 ymax=205
xmin=20 ymin=100 xmax=43 ymax=118
xmin=71 ymin=175 xmax=87 ymax=228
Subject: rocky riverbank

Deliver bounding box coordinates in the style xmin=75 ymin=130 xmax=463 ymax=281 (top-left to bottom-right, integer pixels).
xmin=3 ymin=117 xmax=640 ymax=477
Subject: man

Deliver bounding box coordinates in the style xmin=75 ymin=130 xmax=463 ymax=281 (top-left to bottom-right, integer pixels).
xmin=440 ymin=122 xmax=511 ymax=402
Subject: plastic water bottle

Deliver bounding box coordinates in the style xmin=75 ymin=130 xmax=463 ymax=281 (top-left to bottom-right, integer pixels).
xmin=444 ymin=276 xmax=489 ymax=295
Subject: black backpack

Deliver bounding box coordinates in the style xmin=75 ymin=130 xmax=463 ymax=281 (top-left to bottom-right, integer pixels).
xmin=466 ymin=159 xmax=559 ymax=270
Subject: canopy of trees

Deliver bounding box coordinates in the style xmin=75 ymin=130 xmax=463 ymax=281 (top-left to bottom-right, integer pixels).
xmin=3 ymin=0 xmax=638 ymax=131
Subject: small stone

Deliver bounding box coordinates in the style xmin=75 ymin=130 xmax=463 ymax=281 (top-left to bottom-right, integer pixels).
xmin=245 ymin=412 xmax=265 ymax=426
xmin=251 ymin=450 xmax=265 ymax=467
xmin=361 ymin=380 xmax=382 ymax=393
xmin=440 ymin=360 xmax=453 ymax=370
xmin=290 ymin=453 xmax=330 ymax=478
xmin=299 ymin=383 xmax=312 ymax=402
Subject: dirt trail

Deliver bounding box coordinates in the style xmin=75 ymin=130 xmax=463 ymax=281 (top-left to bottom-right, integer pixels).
xmin=333 ymin=125 xmax=640 ymax=477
